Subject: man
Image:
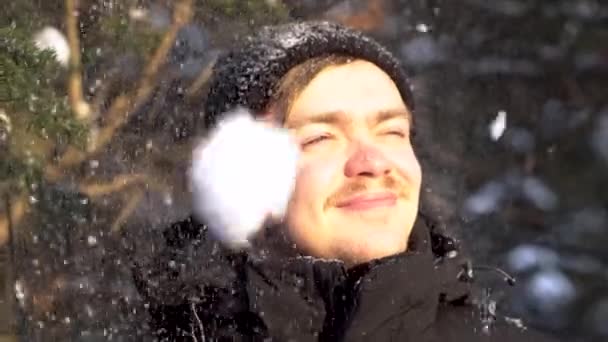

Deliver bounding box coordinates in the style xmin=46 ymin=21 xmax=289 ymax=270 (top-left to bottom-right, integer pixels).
xmin=133 ymin=21 xmax=556 ymax=341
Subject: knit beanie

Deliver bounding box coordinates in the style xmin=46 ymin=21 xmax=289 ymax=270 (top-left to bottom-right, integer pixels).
xmin=203 ymin=21 xmax=414 ymax=128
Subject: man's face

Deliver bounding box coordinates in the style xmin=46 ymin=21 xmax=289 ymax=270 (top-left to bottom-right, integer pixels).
xmin=283 ymin=60 xmax=422 ymax=265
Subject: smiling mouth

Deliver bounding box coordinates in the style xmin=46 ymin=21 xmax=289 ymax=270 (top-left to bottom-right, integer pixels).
xmin=335 ymin=192 xmax=398 ymax=211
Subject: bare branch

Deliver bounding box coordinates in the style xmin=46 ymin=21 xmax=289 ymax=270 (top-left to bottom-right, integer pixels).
xmin=78 ymin=173 xmax=169 ymax=198
xmin=110 ymin=187 xmax=145 ymax=233
xmin=45 ymin=0 xmax=195 ymax=180
xmin=191 ymin=301 xmax=206 ymax=342
xmin=185 ymin=55 xmax=218 ymax=99
xmin=0 ymin=195 xmax=28 ymax=247
xmin=65 ymin=0 xmax=91 ymax=121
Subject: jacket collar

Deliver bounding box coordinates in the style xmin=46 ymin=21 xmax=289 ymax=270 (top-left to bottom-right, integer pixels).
xmin=243 ymin=214 xmax=472 ymax=339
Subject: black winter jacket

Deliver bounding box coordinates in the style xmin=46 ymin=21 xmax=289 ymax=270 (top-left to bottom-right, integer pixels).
xmin=132 ymin=214 xmax=557 ymax=341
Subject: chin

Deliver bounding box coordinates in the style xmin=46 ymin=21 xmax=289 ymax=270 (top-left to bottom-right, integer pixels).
xmin=338 ymin=233 xmax=408 ymax=265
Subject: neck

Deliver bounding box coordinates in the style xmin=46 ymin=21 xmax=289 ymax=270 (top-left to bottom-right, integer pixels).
xmin=250 ymin=217 xmax=426 ymax=268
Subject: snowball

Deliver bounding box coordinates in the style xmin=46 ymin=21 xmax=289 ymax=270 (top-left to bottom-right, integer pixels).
xmin=190 ymin=108 xmax=299 ymax=249
xmin=32 ymin=26 xmax=70 ymax=67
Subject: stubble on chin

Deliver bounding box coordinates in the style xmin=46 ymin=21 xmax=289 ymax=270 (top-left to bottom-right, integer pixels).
xmin=328 ymin=216 xmax=410 ymax=263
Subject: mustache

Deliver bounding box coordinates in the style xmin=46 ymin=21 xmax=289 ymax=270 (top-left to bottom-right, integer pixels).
xmin=324 ymin=175 xmax=410 ymax=209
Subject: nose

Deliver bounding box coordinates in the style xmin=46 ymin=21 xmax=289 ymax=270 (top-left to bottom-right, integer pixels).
xmin=344 ymin=143 xmax=392 ymax=178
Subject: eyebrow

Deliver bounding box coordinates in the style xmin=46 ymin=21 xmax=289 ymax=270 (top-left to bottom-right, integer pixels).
xmin=371 ymin=109 xmax=412 ymax=126
xmin=286 ymin=108 xmax=412 ymax=129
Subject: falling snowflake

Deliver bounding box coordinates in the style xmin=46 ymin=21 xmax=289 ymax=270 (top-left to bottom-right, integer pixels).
xmin=489 ymin=110 xmax=507 ymax=141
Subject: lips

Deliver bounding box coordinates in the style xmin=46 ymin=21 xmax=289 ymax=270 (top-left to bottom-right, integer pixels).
xmin=335 ymin=192 xmax=398 ymax=211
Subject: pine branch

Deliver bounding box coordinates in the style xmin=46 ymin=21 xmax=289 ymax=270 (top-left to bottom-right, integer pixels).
xmin=0 ymin=0 xmax=194 ymax=242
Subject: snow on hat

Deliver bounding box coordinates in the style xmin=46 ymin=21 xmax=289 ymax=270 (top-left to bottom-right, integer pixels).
xmin=203 ymin=20 xmax=414 ymax=128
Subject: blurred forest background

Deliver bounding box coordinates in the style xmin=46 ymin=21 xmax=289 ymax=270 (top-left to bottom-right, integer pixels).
xmin=0 ymin=0 xmax=607 ymax=341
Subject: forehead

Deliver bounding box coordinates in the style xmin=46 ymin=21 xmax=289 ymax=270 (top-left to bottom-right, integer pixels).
xmin=286 ymin=60 xmax=408 ymax=125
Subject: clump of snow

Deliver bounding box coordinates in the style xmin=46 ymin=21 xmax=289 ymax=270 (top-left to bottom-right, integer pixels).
xmin=415 ymin=23 xmax=431 ymax=33
xmin=463 ymin=181 xmax=506 ymax=216
xmin=506 ymin=244 xmax=559 ymax=272
xmin=32 ymin=26 xmax=70 ymax=67
xmin=190 ymin=108 xmax=299 ymax=249
xmin=463 ymin=173 xmax=558 ymax=219
xmin=525 ymin=268 xmax=577 ymax=315
xmin=504 ymin=316 xmax=527 ymax=330
xmin=521 ymin=176 xmax=558 ymax=211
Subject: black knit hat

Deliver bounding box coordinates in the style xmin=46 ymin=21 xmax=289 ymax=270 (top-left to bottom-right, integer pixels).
xmin=203 ymin=21 xmax=414 ymax=128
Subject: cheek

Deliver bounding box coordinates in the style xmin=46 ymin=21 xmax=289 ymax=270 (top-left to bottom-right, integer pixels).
xmin=389 ymin=146 xmax=422 ymax=186
xmin=291 ymin=157 xmax=341 ymax=209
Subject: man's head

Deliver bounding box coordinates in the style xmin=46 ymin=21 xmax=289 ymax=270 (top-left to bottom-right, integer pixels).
xmin=203 ymin=21 xmax=420 ymax=265
xmin=265 ymin=56 xmax=421 ymax=265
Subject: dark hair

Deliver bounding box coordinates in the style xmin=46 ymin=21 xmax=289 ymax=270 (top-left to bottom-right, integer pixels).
xmin=202 ymin=21 xmax=415 ymax=129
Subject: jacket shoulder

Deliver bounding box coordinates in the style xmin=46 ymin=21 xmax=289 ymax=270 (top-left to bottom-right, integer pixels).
xmin=131 ymin=216 xmax=240 ymax=305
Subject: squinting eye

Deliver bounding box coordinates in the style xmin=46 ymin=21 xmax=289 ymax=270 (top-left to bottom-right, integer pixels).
xmin=383 ymin=130 xmax=407 ymax=138
xmin=301 ymin=134 xmax=332 ymax=147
